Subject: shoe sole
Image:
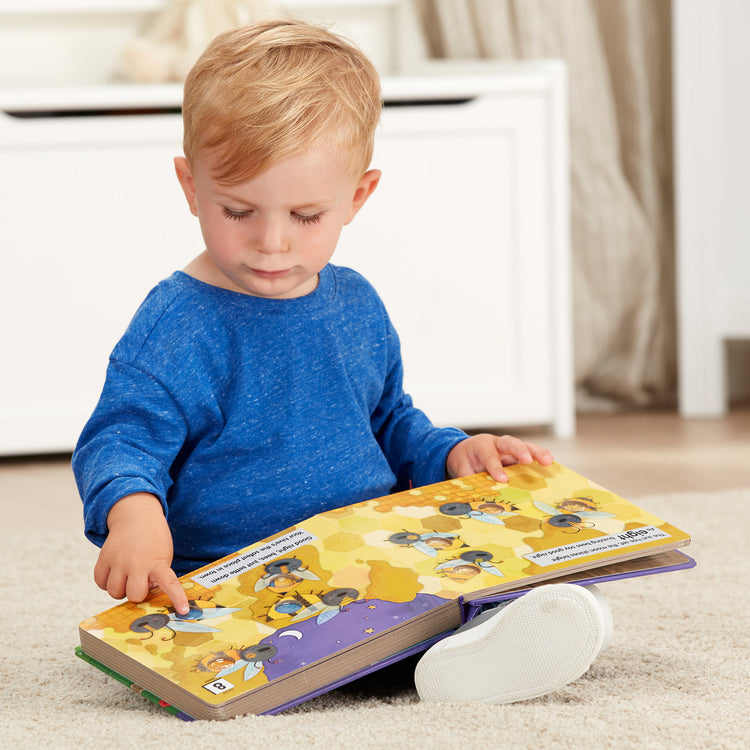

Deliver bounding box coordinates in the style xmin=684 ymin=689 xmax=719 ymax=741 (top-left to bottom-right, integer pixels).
xmin=415 ymin=584 xmax=608 ymax=704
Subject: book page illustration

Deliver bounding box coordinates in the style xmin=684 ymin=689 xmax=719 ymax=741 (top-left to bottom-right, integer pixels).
xmin=79 ymin=463 xmax=689 ymax=705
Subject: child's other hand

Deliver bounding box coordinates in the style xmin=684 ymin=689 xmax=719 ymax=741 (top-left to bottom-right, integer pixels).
xmin=446 ymin=434 xmax=554 ymax=483
xmin=94 ymin=493 xmax=190 ymax=616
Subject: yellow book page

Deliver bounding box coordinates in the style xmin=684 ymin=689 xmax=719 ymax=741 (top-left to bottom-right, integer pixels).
xmin=79 ymin=462 xmax=690 ymax=704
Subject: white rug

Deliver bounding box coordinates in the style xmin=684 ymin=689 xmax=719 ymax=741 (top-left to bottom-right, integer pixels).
xmin=1 ymin=489 xmax=748 ymax=750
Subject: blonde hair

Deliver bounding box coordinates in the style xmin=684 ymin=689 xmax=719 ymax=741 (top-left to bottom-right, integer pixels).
xmin=182 ymin=19 xmax=382 ymax=184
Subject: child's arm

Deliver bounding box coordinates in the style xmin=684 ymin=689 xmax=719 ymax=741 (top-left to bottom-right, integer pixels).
xmin=446 ymin=433 xmax=554 ymax=483
xmin=94 ymin=493 xmax=190 ymax=615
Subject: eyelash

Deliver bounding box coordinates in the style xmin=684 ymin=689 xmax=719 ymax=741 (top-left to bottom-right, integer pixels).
xmin=294 ymin=212 xmax=323 ymax=226
xmin=221 ymin=207 xmax=323 ymax=225
xmin=222 ymin=207 xmax=249 ymax=222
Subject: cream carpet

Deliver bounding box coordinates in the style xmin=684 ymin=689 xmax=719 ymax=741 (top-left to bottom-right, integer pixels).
xmin=2 ymin=489 xmax=748 ymax=750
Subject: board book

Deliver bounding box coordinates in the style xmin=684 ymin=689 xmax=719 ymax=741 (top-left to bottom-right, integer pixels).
xmin=77 ymin=462 xmax=694 ymax=720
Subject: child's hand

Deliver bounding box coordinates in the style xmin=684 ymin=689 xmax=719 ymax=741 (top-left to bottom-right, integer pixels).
xmin=94 ymin=493 xmax=190 ymax=616
xmin=446 ymin=434 xmax=554 ymax=483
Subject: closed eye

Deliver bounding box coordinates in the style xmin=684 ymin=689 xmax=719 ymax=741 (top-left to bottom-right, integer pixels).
xmin=222 ymin=207 xmax=322 ymax=225
xmin=293 ymin=212 xmax=323 ymax=225
xmin=222 ymin=206 xmax=251 ymax=221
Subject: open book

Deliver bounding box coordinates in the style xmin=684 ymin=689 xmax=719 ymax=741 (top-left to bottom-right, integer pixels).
xmin=77 ymin=462 xmax=693 ymax=720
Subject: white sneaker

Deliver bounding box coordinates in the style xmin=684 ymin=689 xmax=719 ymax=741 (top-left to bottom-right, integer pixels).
xmin=415 ymin=584 xmax=612 ymax=704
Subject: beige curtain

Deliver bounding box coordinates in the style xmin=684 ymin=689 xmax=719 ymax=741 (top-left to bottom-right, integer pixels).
xmin=414 ymin=0 xmax=675 ymax=407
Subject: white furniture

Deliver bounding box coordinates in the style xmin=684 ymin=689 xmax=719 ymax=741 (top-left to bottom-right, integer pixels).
xmin=674 ymin=0 xmax=750 ymax=416
xmin=0 ymin=1 xmax=425 ymax=87
xmin=0 ymin=66 xmax=572 ymax=455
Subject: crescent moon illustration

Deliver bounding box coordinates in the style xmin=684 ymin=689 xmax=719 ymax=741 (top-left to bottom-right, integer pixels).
xmin=278 ymin=629 xmax=303 ymax=640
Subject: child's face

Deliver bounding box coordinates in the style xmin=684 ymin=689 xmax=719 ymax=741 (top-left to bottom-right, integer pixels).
xmin=175 ymin=147 xmax=380 ymax=299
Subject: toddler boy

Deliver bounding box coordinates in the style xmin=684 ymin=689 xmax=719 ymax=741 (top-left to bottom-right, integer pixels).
xmin=73 ymin=19 xmax=609 ymax=705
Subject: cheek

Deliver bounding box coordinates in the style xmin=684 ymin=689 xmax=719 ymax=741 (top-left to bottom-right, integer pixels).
xmin=317 ymin=221 xmax=346 ymax=252
xmin=313 ymin=230 xmax=343 ymax=264
xmin=202 ymin=216 xmax=241 ymax=250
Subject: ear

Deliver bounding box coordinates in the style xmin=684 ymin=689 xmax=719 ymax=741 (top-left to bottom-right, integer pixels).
xmin=345 ymin=169 xmax=381 ymax=224
xmin=174 ymin=156 xmax=199 ymax=217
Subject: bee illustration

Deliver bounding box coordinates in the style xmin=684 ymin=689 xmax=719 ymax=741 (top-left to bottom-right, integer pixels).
xmin=254 ymin=557 xmax=321 ymax=594
xmin=129 ymin=600 xmax=240 ymax=641
xmin=290 ymin=587 xmax=360 ymax=626
xmin=533 ymin=497 xmax=616 ymax=533
xmin=266 ymin=596 xmax=307 ymax=621
xmin=435 ymin=550 xmax=505 ymax=582
xmin=387 ymin=530 xmax=465 ymax=557
xmin=439 ymin=498 xmax=520 ymax=526
xmin=195 ymin=643 xmax=278 ymax=682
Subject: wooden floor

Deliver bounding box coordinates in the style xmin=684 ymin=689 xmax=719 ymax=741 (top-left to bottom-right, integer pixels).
xmin=1 ymin=408 xmax=748 ymax=537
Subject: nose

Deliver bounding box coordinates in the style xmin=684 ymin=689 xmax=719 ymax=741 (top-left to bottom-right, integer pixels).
xmin=254 ymin=216 xmax=287 ymax=254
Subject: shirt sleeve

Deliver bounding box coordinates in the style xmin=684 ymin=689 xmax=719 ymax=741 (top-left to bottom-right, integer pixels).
xmin=370 ymin=315 xmax=467 ymax=490
xmin=72 ymin=359 xmax=189 ymax=548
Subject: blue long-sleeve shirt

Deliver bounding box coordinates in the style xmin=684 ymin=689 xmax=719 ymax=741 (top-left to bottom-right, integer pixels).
xmin=73 ymin=265 xmax=467 ymax=574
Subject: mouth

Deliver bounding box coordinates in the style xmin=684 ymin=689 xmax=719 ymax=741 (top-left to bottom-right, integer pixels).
xmin=250 ymin=268 xmax=291 ymax=280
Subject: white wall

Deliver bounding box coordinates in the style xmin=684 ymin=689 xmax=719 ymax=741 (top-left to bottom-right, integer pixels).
xmin=718 ymin=3 xmax=750 ymax=319
xmin=674 ymin=0 xmax=750 ymax=415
